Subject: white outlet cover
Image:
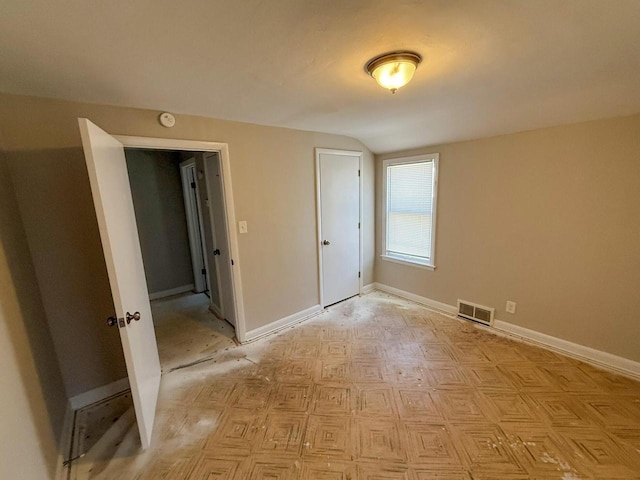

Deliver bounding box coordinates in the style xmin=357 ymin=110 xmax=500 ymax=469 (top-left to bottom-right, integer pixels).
xmin=238 ymin=221 xmax=248 ymax=234
xmin=506 ymin=301 xmax=517 ymax=314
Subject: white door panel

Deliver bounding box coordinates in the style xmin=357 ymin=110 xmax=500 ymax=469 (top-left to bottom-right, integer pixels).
xmin=204 ymin=153 xmax=236 ymax=327
xmin=319 ymin=152 xmax=361 ymax=306
xmin=78 ymin=118 xmax=161 ymax=450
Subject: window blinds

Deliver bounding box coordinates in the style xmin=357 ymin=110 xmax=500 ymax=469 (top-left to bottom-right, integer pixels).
xmin=386 ymin=160 xmax=434 ymax=262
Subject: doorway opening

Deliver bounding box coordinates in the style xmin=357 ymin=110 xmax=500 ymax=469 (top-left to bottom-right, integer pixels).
xmin=124 ymin=148 xmax=236 ymax=373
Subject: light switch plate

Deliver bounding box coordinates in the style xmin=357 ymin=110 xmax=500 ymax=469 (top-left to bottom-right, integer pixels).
xmin=238 ymin=220 xmax=248 ymax=234
xmin=505 ymin=301 xmax=517 ymax=314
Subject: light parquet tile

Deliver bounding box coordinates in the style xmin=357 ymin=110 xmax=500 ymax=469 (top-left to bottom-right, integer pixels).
xmin=302 ymin=414 xmax=353 ymax=460
xmin=186 ymin=456 xmax=243 ymax=480
xmin=356 ymin=418 xmax=407 ymax=463
xmin=403 ymin=422 xmax=465 ymax=467
xmin=256 ymin=413 xmax=307 ymax=456
xmin=356 ymin=386 xmax=398 ymax=417
xmin=300 ymin=460 xmax=355 ymax=479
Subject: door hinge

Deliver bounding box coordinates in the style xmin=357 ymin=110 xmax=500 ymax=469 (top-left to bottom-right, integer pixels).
xmin=358 ymin=271 xmax=361 ymax=278
xmin=190 ymin=181 xmax=196 ymax=189
xmin=231 ymin=259 xmax=234 ymax=266
xmin=358 ymin=222 xmax=361 ymax=229
xmin=358 ymin=169 xmax=361 ymax=177
xmin=201 ymin=268 xmax=207 ymax=275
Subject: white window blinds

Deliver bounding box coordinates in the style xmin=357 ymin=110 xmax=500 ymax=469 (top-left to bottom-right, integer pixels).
xmin=386 ymin=160 xmax=435 ymax=262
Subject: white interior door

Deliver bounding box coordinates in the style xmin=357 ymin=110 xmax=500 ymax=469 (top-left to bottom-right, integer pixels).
xmin=179 ymin=160 xmax=210 ymax=294
xmin=318 ymin=150 xmax=361 ymax=306
xmin=78 ymin=118 xmax=161 ymax=450
xmin=204 ymin=152 xmax=236 ymax=327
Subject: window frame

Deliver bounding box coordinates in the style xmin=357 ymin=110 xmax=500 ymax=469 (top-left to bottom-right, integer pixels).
xmin=381 ymin=153 xmax=439 ymax=270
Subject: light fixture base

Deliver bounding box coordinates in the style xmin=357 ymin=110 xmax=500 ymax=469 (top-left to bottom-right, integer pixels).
xmin=365 ymin=51 xmax=422 ymax=93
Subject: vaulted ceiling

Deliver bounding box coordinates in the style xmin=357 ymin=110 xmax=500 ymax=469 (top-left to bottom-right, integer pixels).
xmin=2 ymin=0 xmax=639 ymax=153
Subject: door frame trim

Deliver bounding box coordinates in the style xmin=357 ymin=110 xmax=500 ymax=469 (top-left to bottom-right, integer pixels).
xmin=115 ymin=135 xmax=247 ymax=342
xmin=315 ymin=148 xmax=364 ymax=308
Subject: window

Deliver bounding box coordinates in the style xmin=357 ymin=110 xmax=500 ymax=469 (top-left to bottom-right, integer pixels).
xmin=382 ymin=153 xmax=438 ymax=269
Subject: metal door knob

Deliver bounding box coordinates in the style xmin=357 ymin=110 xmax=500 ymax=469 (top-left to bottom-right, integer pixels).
xmin=106 ymin=316 xmax=118 ymax=327
xmin=323 ymin=240 xmax=331 ymax=246
xmin=126 ymin=311 xmax=141 ymax=324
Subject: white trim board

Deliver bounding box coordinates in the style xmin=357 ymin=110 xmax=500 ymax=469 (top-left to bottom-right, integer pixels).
xmin=69 ymin=377 xmax=130 ymax=410
xmin=244 ymin=304 xmax=323 ymax=343
xmin=149 ymin=284 xmax=194 ymax=301
xmin=371 ymin=282 xmax=640 ymax=380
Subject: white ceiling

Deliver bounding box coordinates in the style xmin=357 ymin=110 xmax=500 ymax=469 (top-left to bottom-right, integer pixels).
xmin=2 ymin=0 xmax=639 ymax=153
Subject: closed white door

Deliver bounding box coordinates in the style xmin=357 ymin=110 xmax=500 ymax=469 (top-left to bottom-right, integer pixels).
xmin=318 ymin=150 xmax=361 ymax=307
xmin=78 ymin=118 xmax=161 ymax=450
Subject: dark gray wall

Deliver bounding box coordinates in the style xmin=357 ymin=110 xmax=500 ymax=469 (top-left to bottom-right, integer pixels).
xmin=125 ymin=149 xmax=194 ymax=295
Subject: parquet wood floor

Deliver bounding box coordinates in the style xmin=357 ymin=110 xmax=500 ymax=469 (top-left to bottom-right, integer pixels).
xmin=88 ymin=292 xmax=640 ymax=479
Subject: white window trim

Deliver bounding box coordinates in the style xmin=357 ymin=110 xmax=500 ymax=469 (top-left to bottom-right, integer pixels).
xmin=381 ymin=153 xmax=439 ymax=270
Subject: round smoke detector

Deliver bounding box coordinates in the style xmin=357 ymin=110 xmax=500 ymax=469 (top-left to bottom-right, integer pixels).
xmin=159 ymin=112 xmax=176 ymax=128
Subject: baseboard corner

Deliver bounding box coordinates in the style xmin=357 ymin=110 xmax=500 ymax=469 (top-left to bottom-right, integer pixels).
xmin=361 ymin=283 xmax=376 ymax=294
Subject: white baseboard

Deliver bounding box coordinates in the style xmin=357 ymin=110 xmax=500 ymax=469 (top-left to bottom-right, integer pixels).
xmin=361 ymin=283 xmax=376 ymax=294
xmin=69 ymin=377 xmax=130 ymax=410
xmin=373 ymin=282 xmax=457 ymax=315
xmin=243 ymin=304 xmax=323 ymax=343
xmin=372 ymin=283 xmax=640 ymax=381
xmin=149 ymin=284 xmax=194 ymax=301
xmin=493 ymin=320 xmax=640 ymax=380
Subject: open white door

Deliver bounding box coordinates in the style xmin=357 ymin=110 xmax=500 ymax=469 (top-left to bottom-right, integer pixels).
xmin=204 ymin=152 xmax=237 ymax=327
xmin=78 ymin=118 xmax=161 ymax=450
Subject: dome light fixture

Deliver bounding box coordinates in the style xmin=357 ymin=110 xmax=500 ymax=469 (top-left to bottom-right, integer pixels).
xmin=365 ymin=51 xmax=422 ymax=94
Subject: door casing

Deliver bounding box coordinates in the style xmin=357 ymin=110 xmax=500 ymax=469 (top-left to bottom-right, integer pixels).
xmin=115 ymin=135 xmax=247 ymax=341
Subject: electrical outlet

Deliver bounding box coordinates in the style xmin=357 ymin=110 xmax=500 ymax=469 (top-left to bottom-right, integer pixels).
xmin=505 ymin=301 xmax=517 ymax=314
xmin=238 ymin=220 xmax=248 ymax=234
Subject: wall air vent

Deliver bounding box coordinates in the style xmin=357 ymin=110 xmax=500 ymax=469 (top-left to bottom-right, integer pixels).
xmin=457 ymin=299 xmax=495 ymax=326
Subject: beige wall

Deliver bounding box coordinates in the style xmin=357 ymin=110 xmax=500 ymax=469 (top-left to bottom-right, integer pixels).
xmin=0 ymin=151 xmax=67 ymax=479
xmin=126 ymin=149 xmax=194 ymax=295
xmin=376 ymin=114 xmax=640 ymax=362
xmin=0 ymin=93 xmax=374 ymax=396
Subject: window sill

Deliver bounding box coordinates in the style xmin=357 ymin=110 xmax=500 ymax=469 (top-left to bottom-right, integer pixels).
xmin=380 ymin=254 xmax=436 ymax=271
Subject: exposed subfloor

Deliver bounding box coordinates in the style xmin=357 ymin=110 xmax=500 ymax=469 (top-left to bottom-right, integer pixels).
xmin=151 ymin=292 xmax=236 ymax=373
xmin=71 ymin=292 xmax=640 ymax=479
xmin=67 ymin=391 xmax=134 ymax=473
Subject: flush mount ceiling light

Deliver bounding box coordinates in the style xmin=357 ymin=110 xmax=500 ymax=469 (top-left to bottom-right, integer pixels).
xmin=365 ymin=51 xmax=422 ymax=94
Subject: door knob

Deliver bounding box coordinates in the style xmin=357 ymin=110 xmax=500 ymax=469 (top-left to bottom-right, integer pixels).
xmin=126 ymin=311 xmax=141 ymax=324
xmin=106 ymin=316 xmax=119 ymax=327
xmin=322 ymin=240 xmax=331 ymax=246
